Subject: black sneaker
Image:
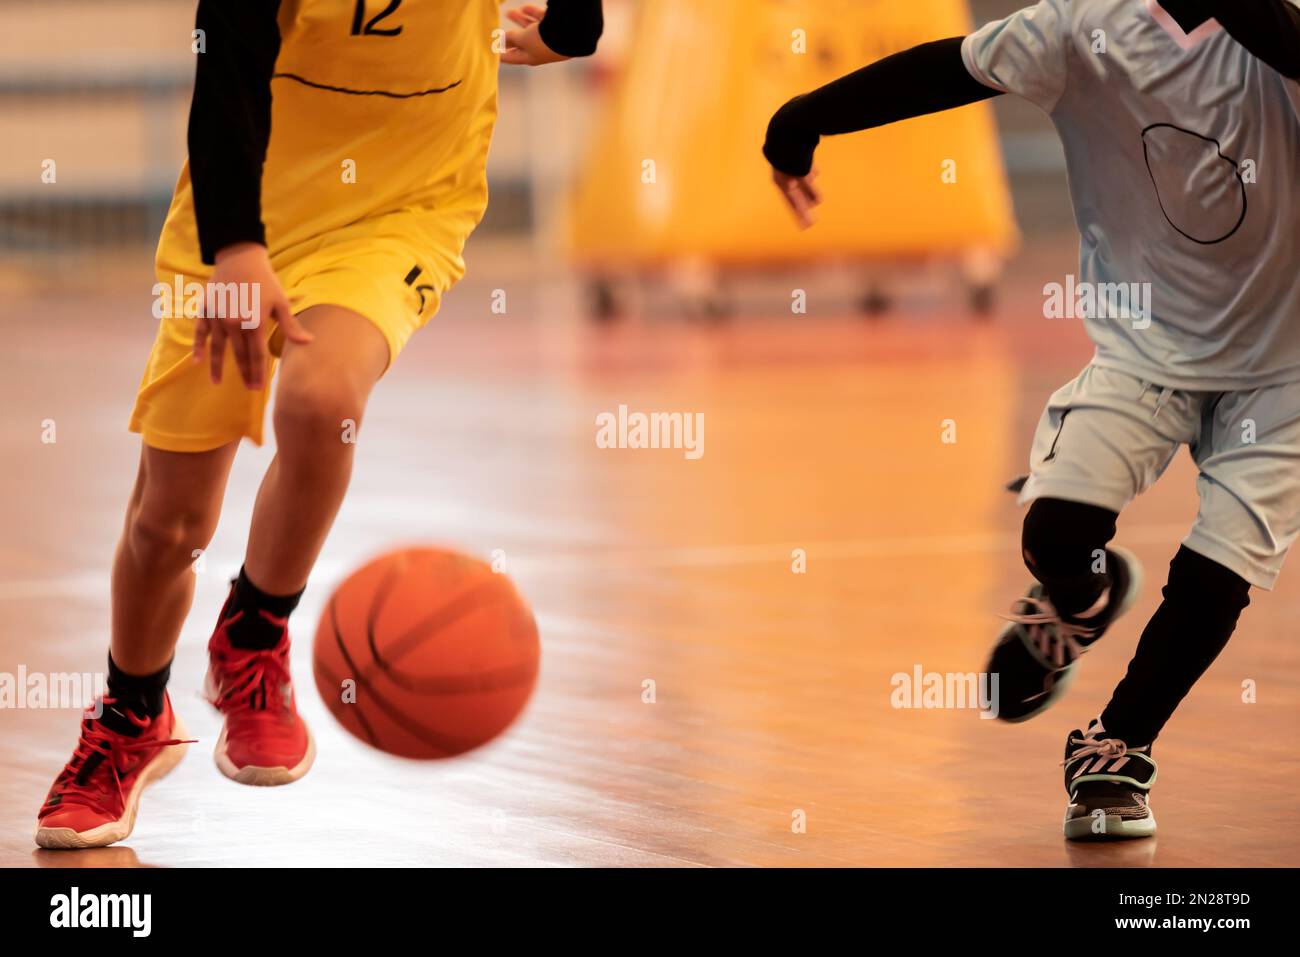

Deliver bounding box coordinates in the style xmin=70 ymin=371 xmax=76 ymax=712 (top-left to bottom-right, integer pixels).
xmin=986 ymin=546 xmax=1142 ymax=722
xmin=1062 ymin=721 xmax=1156 ymax=840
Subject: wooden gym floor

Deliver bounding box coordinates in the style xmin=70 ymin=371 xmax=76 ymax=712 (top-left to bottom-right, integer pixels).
xmin=1 ymin=240 xmax=1297 ymax=867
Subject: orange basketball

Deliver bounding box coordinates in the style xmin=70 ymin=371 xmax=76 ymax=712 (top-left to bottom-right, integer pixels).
xmin=312 ymin=547 xmax=540 ymax=759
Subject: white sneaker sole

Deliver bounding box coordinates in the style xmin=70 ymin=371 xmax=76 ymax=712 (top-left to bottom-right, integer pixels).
xmin=1105 ymin=545 xmax=1145 ymax=622
xmin=1064 ymin=808 xmax=1157 ymax=841
xmin=213 ymin=722 xmax=316 ymax=787
xmin=34 ymin=713 xmax=191 ymax=850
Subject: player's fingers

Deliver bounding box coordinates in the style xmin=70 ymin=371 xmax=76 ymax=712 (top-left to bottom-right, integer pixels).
xmin=783 ymin=188 xmax=815 ymax=229
xmin=273 ymin=300 xmax=314 ymax=345
xmin=502 ymin=27 xmax=530 ymax=50
xmin=774 ymin=171 xmax=818 ymax=225
xmin=208 ymin=323 xmax=228 ymax=385
xmin=191 ymin=314 xmax=211 ymax=364
xmin=800 ymin=166 xmax=822 ymax=201
xmin=505 ymin=8 xmax=538 ymax=27
xmin=500 ymin=47 xmax=536 ymax=65
xmin=229 ymin=327 xmax=258 ymax=391
xmin=797 ymin=177 xmax=822 ymax=207
xmin=521 ymin=3 xmax=547 ymax=21
xmin=244 ymin=327 xmax=268 ymax=391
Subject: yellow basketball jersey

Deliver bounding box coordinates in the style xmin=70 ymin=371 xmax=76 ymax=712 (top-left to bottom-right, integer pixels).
xmin=159 ymin=0 xmax=503 ymax=277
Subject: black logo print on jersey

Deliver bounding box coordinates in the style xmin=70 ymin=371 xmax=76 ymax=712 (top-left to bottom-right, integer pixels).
xmin=1141 ymin=124 xmax=1248 ymax=246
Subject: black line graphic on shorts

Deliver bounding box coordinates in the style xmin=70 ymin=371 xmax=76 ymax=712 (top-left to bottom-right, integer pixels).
xmin=414 ymin=285 xmax=436 ymax=314
xmin=1044 ymin=409 xmax=1071 ymax=462
xmin=1141 ymin=123 xmax=1247 ymax=245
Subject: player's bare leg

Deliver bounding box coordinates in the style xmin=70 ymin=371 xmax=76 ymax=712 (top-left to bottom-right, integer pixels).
xmin=246 ymin=305 xmax=390 ymax=595
xmin=206 ymin=305 xmax=390 ymax=786
xmin=36 ymin=441 xmax=237 ymax=848
xmin=112 ymin=442 xmax=240 ymax=673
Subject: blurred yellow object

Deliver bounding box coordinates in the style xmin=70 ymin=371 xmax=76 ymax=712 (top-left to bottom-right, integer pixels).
xmin=567 ymin=0 xmax=1017 ymax=265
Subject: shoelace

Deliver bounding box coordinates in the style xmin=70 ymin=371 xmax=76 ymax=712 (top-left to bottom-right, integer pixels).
xmin=210 ymin=619 xmax=293 ymax=715
xmin=41 ymin=698 xmax=193 ymax=819
xmin=1061 ymin=732 xmax=1149 ymax=787
xmin=1139 ymin=382 xmax=1178 ymax=420
xmin=1001 ymin=594 xmax=1099 ymax=669
xmin=1063 ymin=733 xmax=1129 ymax=765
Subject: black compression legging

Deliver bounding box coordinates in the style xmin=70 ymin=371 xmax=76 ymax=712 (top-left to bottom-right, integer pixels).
xmin=1022 ymin=497 xmax=1251 ymax=745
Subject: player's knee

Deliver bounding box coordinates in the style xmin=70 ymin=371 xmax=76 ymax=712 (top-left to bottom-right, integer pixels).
xmin=273 ymin=371 xmax=367 ymax=446
xmin=126 ymin=500 xmax=218 ymax=566
xmin=1021 ymin=497 xmax=1119 ymax=575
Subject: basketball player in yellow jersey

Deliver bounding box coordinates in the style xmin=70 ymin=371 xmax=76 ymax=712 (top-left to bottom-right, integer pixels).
xmin=35 ymin=1 xmax=603 ymax=849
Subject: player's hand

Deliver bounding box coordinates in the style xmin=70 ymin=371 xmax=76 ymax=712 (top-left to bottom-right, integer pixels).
xmin=501 ymin=5 xmax=569 ymax=66
xmin=192 ymin=242 xmax=312 ymax=391
xmin=771 ymin=166 xmax=822 ymax=230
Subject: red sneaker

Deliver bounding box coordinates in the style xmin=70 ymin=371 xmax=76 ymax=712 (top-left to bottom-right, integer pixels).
xmin=205 ymin=608 xmax=315 ymax=786
xmin=35 ymin=694 xmax=191 ymax=849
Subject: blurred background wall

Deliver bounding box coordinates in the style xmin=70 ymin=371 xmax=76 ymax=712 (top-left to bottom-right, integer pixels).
xmin=0 ymin=0 xmax=1072 ymax=291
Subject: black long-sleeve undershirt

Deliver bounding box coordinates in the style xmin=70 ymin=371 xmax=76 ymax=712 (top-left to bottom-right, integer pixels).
xmin=762 ymin=37 xmax=1001 ymax=179
xmin=763 ymin=3 xmax=1300 ymax=180
xmin=187 ymin=0 xmax=604 ymax=265
xmin=189 ymin=0 xmax=282 ymax=264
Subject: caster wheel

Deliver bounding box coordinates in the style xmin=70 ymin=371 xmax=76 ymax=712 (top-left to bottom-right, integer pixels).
xmin=589 ymin=278 xmax=625 ymax=323
xmin=969 ymin=283 xmax=996 ymax=318
xmin=681 ymin=291 xmax=734 ymax=323
xmin=858 ymin=287 xmax=892 ymax=319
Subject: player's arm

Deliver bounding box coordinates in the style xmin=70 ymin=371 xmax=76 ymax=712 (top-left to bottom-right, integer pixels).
xmin=188 ymin=0 xmax=309 ymax=390
xmin=1193 ymin=0 xmax=1300 ymax=79
xmin=502 ymin=1 xmax=604 ymax=66
xmin=190 ymin=0 xmax=281 ymax=265
xmin=763 ymin=37 xmax=1003 ymax=228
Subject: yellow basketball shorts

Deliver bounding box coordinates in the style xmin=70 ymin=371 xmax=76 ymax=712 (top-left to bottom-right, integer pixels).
xmin=130 ymin=211 xmax=468 ymax=453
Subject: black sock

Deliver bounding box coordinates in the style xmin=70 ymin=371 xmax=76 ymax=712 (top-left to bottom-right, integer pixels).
xmin=103 ymin=653 xmax=171 ymax=735
xmin=1021 ymin=498 xmax=1120 ymax=622
xmin=223 ymin=566 xmax=304 ymax=649
xmin=1101 ymin=546 xmax=1251 ymax=745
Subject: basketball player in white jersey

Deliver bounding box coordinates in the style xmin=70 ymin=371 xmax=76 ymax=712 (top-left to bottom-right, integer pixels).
xmin=764 ymin=0 xmax=1300 ymax=839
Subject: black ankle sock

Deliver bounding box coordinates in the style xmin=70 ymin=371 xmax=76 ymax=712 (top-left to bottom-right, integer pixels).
xmin=103 ymin=653 xmax=171 ymax=735
xmin=1101 ymin=547 xmax=1251 ymax=745
xmin=224 ymin=566 xmax=304 ymax=649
